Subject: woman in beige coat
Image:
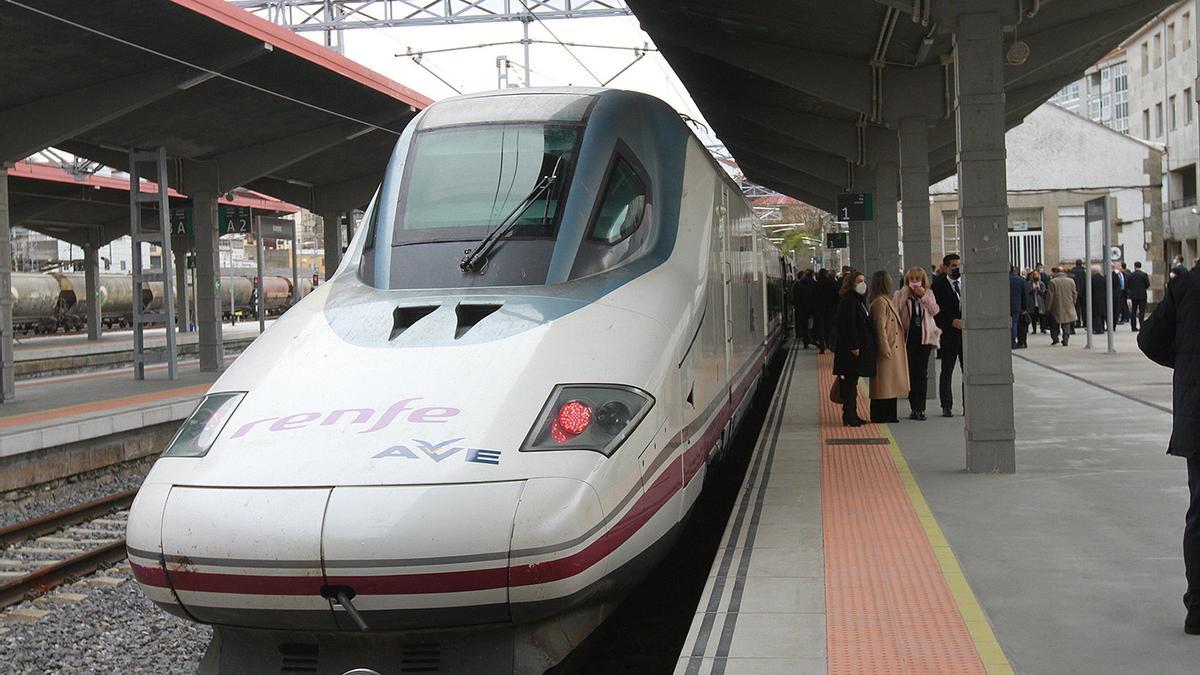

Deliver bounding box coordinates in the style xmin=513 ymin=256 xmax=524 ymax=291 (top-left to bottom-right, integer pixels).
xmin=868 ymin=270 xmax=909 ymax=423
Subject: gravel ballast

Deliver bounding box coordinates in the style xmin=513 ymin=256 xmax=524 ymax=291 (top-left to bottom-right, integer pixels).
xmin=0 ymin=562 xmax=210 ymax=673
xmin=0 ymin=457 xmax=155 ymax=530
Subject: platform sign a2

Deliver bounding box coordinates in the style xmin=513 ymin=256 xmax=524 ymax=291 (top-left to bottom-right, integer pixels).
xmin=836 ymin=192 xmax=873 ymax=221
xmin=169 ymin=205 xmax=254 ymax=236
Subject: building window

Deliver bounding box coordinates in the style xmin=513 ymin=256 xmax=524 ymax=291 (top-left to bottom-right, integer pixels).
xmin=1142 ymin=42 xmax=1150 ymax=74
xmin=1186 ymin=13 xmax=1193 ymax=50
xmin=1171 ymin=95 xmax=1179 ymax=130
xmin=1089 ymin=96 xmax=1102 ymax=121
xmin=1188 ymin=88 xmax=1195 ymax=124
xmin=1170 ymin=22 xmax=1177 ymax=59
xmin=1155 ymin=32 xmax=1163 ymax=67
xmin=1144 ymin=108 xmax=1152 ymax=138
xmin=1157 ymin=102 xmax=1164 ymax=137
xmin=942 ymin=211 xmax=960 ymax=256
xmin=120 ymin=261 xmax=127 ymax=271
xmin=1113 ymin=62 xmax=1129 ymax=133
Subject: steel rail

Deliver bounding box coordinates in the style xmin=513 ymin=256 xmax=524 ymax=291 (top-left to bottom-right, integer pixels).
xmin=0 ymin=540 xmax=129 ymax=609
xmin=0 ymin=488 xmax=137 ymax=547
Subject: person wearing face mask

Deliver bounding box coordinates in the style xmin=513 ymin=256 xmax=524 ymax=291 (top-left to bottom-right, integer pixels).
xmin=833 ymin=270 xmax=876 ymax=426
xmin=931 ymin=253 xmax=964 ymax=417
xmin=894 ymin=266 xmax=940 ymax=420
xmin=866 ymin=271 xmax=908 ymax=423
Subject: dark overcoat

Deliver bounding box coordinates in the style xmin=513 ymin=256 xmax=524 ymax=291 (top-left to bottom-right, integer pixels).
xmin=833 ymin=295 xmax=876 ymax=378
xmin=1139 ymin=269 xmax=1200 ymax=457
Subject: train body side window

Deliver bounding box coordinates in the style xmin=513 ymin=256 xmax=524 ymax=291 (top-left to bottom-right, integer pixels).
xmin=569 ymin=153 xmax=651 ymax=279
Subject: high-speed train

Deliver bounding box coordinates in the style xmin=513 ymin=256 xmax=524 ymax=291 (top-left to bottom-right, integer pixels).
xmin=127 ymin=88 xmax=788 ymax=674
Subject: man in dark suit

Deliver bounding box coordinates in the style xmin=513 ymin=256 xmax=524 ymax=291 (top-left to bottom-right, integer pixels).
xmin=1138 ymin=266 xmax=1200 ymax=634
xmin=1009 ymin=266 xmax=1028 ymax=348
xmin=1071 ymin=259 xmax=1088 ymax=329
xmin=931 ymin=253 xmax=963 ymax=417
xmin=1129 ymin=261 xmax=1150 ymax=331
xmin=1113 ymin=265 xmax=1128 ymax=325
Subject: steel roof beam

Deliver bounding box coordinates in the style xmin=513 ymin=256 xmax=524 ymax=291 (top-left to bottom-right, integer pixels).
xmin=210 ymin=111 xmax=410 ymax=192
xmin=0 ymin=44 xmax=272 ymax=165
xmin=1007 ymin=1 xmax=1166 ymax=88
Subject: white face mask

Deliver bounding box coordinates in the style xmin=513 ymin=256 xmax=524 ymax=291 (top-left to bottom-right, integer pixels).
xmin=855 ymin=281 xmax=867 ymax=296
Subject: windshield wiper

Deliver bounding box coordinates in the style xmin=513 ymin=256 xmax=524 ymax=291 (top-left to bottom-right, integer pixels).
xmin=460 ymin=156 xmax=563 ymax=273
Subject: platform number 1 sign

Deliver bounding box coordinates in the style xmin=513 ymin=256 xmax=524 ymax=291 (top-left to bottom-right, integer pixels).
xmin=836 ymin=192 xmax=873 ymax=222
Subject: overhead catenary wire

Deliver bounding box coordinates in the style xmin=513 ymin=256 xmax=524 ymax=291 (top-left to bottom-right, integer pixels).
xmin=517 ymin=0 xmax=604 ymax=86
xmin=2 ymin=0 xmax=410 ymax=136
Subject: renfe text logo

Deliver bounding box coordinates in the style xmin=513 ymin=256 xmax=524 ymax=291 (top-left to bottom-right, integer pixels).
xmin=229 ymin=398 xmax=460 ymax=439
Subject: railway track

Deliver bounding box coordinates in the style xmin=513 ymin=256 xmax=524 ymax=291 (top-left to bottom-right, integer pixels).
xmin=0 ymin=489 xmax=137 ymax=608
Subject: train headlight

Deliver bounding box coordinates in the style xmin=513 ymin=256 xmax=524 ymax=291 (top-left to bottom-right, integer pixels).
xmin=521 ymin=385 xmax=653 ymax=457
xmin=163 ymin=392 xmax=246 ymax=458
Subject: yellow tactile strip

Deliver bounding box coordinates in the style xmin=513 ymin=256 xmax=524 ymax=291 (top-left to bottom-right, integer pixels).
xmin=819 ymin=352 xmax=1013 ymax=674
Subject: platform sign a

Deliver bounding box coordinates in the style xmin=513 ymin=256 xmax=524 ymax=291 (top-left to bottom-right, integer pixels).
xmin=836 ymin=192 xmax=873 ymax=221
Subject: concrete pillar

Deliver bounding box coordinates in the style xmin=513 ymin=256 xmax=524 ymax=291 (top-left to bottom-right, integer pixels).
xmin=862 ymin=219 xmax=880 ymax=275
xmin=849 ymin=224 xmax=865 ymax=271
xmin=900 ymin=117 xmax=933 ymax=273
xmin=900 ymin=117 xmax=936 ymax=401
xmin=875 ymin=160 xmax=900 ymax=278
xmin=84 ymin=229 xmax=102 ymax=341
xmin=173 ymin=243 xmax=191 ymax=333
xmin=954 ymin=12 xmax=1016 ymax=473
xmin=0 ymin=172 xmax=14 ymax=401
xmin=322 ymin=211 xmax=341 ymax=280
xmin=1144 ymin=150 xmax=1166 ymax=302
xmin=193 ymin=191 xmax=224 ymax=370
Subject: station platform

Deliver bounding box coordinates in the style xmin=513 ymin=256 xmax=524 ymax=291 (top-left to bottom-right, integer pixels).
xmin=13 ymin=322 xmax=270 ymax=378
xmin=680 ymin=332 xmax=1192 ymax=674
xmin=0 ymin=327 xmax=253 ymax=490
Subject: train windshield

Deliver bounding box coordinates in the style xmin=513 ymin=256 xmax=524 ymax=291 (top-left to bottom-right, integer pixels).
xmin=393 ymin=124 xmax=579 ymax=245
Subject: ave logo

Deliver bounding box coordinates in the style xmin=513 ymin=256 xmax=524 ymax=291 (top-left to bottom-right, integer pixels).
xmin=373 ymin=438 xmax=501 ymax=465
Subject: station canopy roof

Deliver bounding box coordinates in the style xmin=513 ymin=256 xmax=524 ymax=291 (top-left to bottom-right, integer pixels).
xmin=0 ymin=0 xmax=432 ymax=242
xmin=626 ymin=0 xmax=1173 ymax=212
xmin=6 ymin=161 xmax=296 ymax=247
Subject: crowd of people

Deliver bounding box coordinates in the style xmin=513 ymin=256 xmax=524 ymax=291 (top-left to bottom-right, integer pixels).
xmin=1003 ymin=258 xmax=1151 ymax=347
xmin=793 ymin=256 xmax=962 ymax=426
xmin=790 ymin=254 xmax=1165 ymax=426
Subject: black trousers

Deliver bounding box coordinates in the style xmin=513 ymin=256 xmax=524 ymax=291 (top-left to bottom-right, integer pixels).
xmin=907 ymin=341 xmax=932 ymax=413
xmin=1186 ymin=456 xmax=1200 ymax=610
xmin=1075 ymin=299 xmax=1087 ymax=327
xmin=939 ymin=343 xmax=963 ymax=411
xmin=1131 ymin=298 xmax=1146 ymax=330
xmin=869 ymin=397 xmax=897 ymax=423
xmin=811 ymin=312 xmax=827 ymax=348
xmin=840 ymin=374 xmax=861 ymax=422
xmin=795 ymin=309 xmax=811 ymax=345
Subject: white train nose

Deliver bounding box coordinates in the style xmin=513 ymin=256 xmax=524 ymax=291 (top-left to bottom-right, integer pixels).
xmin=130 ymin=481 xmax=565 ymax=630
xmin=321 ymin=482 xmax=524 ymax=630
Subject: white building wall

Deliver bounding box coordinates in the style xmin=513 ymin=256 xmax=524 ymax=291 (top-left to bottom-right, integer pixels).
xmin=931 ymin=104 xmax=1154 ymax=195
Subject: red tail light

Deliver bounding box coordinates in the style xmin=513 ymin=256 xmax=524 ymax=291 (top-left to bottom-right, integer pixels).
xmin=557 ymin=400 xmax=592 ymax=434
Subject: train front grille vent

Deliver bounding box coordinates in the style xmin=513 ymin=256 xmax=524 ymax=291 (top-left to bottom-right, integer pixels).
xmin=279 ymin=642 xmax=319 ymax=673
xmin=399 ymin=642 xmax=441 ymax=673
xmin=454 ymin=303 xmax=501 ymax=339
xmin=390 ymin=305 xmax=439 ymax=340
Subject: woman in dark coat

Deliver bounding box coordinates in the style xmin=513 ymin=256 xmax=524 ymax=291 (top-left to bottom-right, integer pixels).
xmin=833 ymin=270 xmax=876 ymax=426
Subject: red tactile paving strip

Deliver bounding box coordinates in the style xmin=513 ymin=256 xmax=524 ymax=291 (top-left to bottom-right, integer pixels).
xmin=819 ymin=352 xmax=986 ymax=674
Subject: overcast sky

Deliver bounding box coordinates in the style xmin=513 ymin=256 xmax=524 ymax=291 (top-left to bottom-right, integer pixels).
xmin=301 ymin=13 xmax=722 ymax=148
